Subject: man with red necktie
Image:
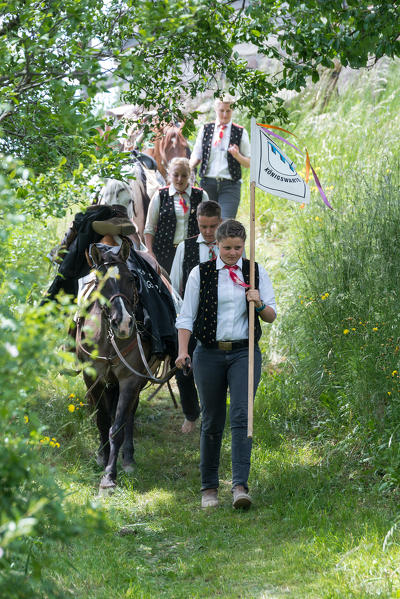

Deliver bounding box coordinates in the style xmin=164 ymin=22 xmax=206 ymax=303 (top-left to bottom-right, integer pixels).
xmin=175 ymin=220 xmax=276 ymax=509
xmin=190 ymin=95 xmax=251 ymax=219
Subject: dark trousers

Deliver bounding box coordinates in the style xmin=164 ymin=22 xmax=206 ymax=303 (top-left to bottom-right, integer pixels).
xmin=193 ymin=343 xmax=262 ymax=491
xmin=175 ymin=336 xmax=200 ymax=422
xmin=200 ymin=177 xmax=241 ymax=219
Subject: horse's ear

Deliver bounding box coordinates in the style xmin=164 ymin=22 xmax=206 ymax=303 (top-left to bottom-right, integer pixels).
xmin=119 ymin=237 xmax=132 ymax=262
xmin=89 ymin=244 xmax=102 ymax=267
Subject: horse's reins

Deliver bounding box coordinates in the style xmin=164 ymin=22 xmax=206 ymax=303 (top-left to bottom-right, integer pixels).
xmin=76 ymin=280 xmax=177 ymax=385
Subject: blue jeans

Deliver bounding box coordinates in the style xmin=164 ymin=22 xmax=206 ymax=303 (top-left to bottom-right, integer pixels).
xmin=200 ymin=177 xmax=241 ymax=219
xmin=193 ymin=343 xmax=262 ymax=492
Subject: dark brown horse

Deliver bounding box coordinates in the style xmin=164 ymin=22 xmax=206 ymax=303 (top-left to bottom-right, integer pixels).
xmin=76 ymin=239 xmax=160 ymax=492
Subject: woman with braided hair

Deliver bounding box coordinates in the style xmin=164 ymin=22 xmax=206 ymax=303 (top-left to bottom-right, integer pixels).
xmin=144 ymin=157 xmax=209 ymax=273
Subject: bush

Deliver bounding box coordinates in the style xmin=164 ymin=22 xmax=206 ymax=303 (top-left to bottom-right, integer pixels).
xmin=0 ymin=157 xmax=105 ymax=598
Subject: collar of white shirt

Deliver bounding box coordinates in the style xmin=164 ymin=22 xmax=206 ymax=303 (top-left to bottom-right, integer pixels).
xmin=215 ymin=120 xmax=232 ymax=132
xmin=197 ymin=233 xmax=217 ymax=245
xmin=216 ymin=256 xmax=243 ymax=271
xmin=169 ymin=183 xmax=192 ymax=197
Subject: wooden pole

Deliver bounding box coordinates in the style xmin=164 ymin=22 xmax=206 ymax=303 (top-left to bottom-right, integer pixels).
xmin=248 ymin=180 xmax=256 ymax=438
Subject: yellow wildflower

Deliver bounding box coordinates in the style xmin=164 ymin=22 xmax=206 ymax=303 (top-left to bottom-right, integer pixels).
xmin=392 ymin=370 xmax=398 ymax=377
xmin=388 ymin=392 xmax=392 ymax=396
xmin=351 ymin=328 xmax=356 ymax=331
xmin=372 ymin=327 xmax=378 ymax=332
xmin=24 ymin=415 xmax=29 ymax=423
xmin=69 ymin=393 xmax=75 ymax=399
xmin=343 ymin=329 xmax=350 ymax=335
xmin=68 ymin=404 xmax=75 ymax=413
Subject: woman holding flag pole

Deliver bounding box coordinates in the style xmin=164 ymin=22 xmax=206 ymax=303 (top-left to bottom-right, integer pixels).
xmin=175 ymin=219 xmax=276 ymax=509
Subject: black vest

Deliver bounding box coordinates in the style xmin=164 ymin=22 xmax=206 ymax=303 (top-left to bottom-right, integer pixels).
xmin=153 ymin=186 xmax=203 ymax=273
xmin=182 ymin=236 xmax=200 ymax=297
xmin=199 ymin=122 xmax=244 ymax=182
xmin=193 ymin=259 xmax=262 ymax=346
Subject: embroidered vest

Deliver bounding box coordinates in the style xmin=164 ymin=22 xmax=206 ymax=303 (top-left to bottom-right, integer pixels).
xmin=182 ymin=236 xmax=200 ymax=297
xmin=199 ymin=122 xmax=244 ymax=182
xmin=193 ymin=259 xmax=261 ymax=346
xmin=153 ymin=186 xmax=203 ymax=273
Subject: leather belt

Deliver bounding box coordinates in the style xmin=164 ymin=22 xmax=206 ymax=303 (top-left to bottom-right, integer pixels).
xmin=205 ymin=339 xmax=249 ymax=351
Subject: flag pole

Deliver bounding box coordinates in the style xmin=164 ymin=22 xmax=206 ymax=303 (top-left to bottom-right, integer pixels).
xmin=248 ymin=179 xmax=256 ymax=438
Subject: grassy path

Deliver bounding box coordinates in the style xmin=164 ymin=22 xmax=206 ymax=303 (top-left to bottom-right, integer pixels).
xmin=47 ymin=383 xmax=400 ymax=599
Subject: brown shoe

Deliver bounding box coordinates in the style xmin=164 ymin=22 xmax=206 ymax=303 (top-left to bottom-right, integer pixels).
xmin=92 ymin=217 xmax=137 ymax=237
xmin=232 ymin=485 xmax=252 ymax=509
xmin=201 ymin=489 xmax=218 ymax=508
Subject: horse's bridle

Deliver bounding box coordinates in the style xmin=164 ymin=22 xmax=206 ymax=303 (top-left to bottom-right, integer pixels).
xmin=77 ymin=263 xmax=176 ymax=385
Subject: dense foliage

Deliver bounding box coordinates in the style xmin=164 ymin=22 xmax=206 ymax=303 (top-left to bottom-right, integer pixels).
xmin=1 ymin=0 xmax=399 ymax=173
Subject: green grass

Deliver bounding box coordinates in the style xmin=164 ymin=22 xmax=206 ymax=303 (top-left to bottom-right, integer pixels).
xmin=39 ymin=387 xmax=400 ymax=599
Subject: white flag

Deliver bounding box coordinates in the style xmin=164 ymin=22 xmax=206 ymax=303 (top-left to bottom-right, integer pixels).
xmin=250 ymin=118 xmax=310 ymax=204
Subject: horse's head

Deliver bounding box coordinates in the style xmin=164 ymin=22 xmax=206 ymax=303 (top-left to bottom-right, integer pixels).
xmin=89 ymin=238 xmax=138 ymax=340
xmin=160 ymin=124 xmax=191 ymax=171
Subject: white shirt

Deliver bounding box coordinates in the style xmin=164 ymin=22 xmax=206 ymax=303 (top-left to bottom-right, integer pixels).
xmin=191 ymin=120 xmax=251 ymax=180
xmin=170 ymin=233 xmax=220 ymax=295
xmin=144 ymin=184 xmax=209 ymax=245
xmin=176 ymin=256 xmax=276 ymax=341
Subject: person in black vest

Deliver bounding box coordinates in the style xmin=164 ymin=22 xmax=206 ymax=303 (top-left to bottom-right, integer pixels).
xmin=175 ymin=220 xmax=276 ymax=509
xmin=144 ymin=157 xmax=209 ymax=273
xmin=170 ymin=200 xmax=222 ymax=433
xmin=190 ymin=95 xmax=250 ymax=220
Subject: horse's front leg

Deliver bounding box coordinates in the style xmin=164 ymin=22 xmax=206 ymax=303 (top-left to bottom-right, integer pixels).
xmin=100 ymin=379 xmax=141 ymax=490
xmin=121 ymin=389 xmax=141 ymax=472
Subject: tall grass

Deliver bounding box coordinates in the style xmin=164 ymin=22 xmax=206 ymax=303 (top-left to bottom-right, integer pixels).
xmin=242 ymin=59 xmax=400 ymax=487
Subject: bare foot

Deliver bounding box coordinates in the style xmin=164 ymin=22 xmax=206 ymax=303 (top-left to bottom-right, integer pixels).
xmin=181 ymin=418 xmax=196 ymax=434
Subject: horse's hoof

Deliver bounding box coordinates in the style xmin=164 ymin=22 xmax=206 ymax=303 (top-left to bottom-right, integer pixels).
xmin=99 ymin=475 xmax=116 ymax=491
xmin=122 ymin=463 xmax=135 ymax=473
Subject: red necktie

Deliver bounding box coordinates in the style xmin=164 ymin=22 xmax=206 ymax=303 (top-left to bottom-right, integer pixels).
xmin=179 ymin=194 xmax=189 ymax=214
xmin=207 ymin=243 xmax=217 ymax=260
xmin=223 ymin=264 xmax=250 ymax=288
xmin=213 ymin=124 xmax=227 ymax=146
